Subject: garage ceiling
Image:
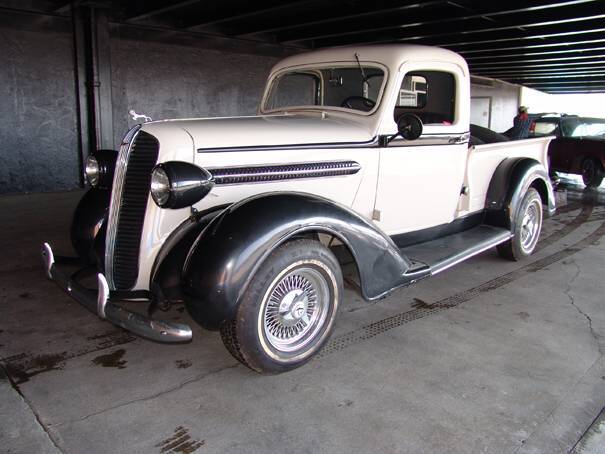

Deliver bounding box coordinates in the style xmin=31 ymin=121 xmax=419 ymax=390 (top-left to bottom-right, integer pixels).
xmin=5 ymin=0 xmax=605 ymax=93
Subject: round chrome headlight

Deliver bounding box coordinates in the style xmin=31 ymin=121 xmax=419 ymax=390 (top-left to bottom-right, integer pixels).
xmin=150 ymin=162 xmax=214 ymax=209
xmin=150 ymin=166 xmax=171 ymax=206
xmin=85 ymin=155 xmax=100 ymax=187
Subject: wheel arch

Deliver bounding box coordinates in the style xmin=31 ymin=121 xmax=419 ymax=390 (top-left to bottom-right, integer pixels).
xmin=484 ymin=157 xmax=555 ymax=232
xmin=272 ymin=228 xmax=362 ymax=290
xmin=529 ymin=177 xmax=551 ymax=211
xmin=182 ymin=192 xmax=411 ymax=329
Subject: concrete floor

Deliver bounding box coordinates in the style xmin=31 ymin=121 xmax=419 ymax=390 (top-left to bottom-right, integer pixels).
xmin=1 ymin=176 xmax=605 ymax=453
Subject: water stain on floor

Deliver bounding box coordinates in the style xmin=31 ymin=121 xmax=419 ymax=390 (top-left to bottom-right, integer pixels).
xmin=155 ymin=426 xmax=204 ymax=453
xmin=175 ymin=359 xmax=192 ymax=369
xmin=3 ymin=352 xmax=67 ymax=384
xmin=91 ymin=349 xmax=127 ymax=369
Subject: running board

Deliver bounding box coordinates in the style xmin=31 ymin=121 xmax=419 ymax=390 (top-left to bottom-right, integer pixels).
xmin=401 ymin=225 xmax=512 ymax=276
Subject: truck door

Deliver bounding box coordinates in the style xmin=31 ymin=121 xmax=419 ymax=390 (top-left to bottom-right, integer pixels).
xmin=374 ymin=65 xmax=470 ymax=236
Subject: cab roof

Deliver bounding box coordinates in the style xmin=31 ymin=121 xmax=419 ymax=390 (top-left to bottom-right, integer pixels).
xmin=270 ymin=44 xmax=469 ymax=75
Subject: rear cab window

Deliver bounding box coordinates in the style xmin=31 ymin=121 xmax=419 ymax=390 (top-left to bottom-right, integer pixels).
xmin=393 ymin=71 xmax=456 ymax=125
xmin=533 ymin=121 xmax=559 ymax=136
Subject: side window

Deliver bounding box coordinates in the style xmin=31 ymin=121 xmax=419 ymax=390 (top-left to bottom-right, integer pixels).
xmin=394 ymin=71 xmax=456 ymax=125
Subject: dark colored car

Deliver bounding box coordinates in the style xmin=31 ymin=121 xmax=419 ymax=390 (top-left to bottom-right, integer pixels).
xmin=531 ymin=116 xmax=605 ymax=187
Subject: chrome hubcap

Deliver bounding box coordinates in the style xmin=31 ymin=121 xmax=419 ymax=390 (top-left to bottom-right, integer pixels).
xmin=262 ymin=266 xmax=330 ymax=353
xmin=520 ymin=200 xmax=541 ymax=252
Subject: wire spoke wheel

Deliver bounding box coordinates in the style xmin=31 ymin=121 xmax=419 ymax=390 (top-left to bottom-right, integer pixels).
xmin=220 ymin=239 xmax=342 ymax=373
xmin=262 ymin=266 xmax=330 ymax=353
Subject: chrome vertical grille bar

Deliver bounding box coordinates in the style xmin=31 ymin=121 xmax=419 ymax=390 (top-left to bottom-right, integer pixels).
xmin=105 ymin=125 xmax=141 ymax=290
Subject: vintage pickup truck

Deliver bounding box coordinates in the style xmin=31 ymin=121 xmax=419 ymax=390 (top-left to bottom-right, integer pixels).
xmin=42 ymin=45 xmax=555 ymax=373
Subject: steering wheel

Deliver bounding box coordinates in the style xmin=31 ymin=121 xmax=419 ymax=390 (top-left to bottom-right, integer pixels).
xmin=341 ymin=96 xmax=376 ymax=112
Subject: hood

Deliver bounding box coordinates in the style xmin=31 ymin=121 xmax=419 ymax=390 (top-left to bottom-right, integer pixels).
xmin=143 ymin=113 xmax=376 ymax=152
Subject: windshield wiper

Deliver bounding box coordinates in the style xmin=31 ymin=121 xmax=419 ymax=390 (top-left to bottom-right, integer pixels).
xmin=355 ymin=52 xmax=370 ymax=88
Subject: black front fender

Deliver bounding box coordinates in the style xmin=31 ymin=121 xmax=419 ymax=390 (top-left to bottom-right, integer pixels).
xmin=71 ymin=188 xmax=110 ymax=263
xmin=183 ymin=192 xmax=411 ymax=328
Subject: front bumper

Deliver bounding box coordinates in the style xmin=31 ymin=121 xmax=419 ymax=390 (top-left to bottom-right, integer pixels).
xmin=42 ymin=243 xmax=192 ymax=343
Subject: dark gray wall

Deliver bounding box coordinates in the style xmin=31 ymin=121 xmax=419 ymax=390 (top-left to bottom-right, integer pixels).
xmin=111 ymin=39 xmax=279 ymax=144
xmin=0 ymin=23 xmax=279 ymax=194
xmin=0 ymin=27 xmax=80 ymax=194
xmin=110 ymin=39 xmax=278 ymax=146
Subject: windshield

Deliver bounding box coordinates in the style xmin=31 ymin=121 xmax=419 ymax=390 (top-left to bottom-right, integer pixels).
xmin=264 ymin=65 xmax=385 ymax=114
xmin=569 ymin=119 xmax=605 ymax=138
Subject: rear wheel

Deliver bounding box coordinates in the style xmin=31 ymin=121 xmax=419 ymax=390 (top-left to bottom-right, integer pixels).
xmin=497 ymin=188 xmax=543 ymax=261
xmin=581 ymin=158 xmax=604 ymax=187
xmin=220 ymin=239 xmax=342 ymax=374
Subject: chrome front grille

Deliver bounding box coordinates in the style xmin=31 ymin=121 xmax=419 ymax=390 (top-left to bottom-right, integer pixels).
xmin=105 ymin=126 xmax=159 ymax=290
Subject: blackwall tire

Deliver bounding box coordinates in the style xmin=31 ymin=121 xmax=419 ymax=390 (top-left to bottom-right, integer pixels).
xmin=220 ymin=239 xmax=342 ymax=374
xmin=497 ymin=188 xmax=543 ymax=261
xmin=582 ymin=158 xmax=604 ymax=188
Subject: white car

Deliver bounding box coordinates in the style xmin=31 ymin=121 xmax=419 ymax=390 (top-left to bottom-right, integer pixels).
xmin=43 ymin=44 xmax=555 ymax=373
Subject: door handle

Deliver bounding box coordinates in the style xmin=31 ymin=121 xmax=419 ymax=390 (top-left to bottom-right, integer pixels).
xmin=448 ymin=133 xmax=470 ymax=144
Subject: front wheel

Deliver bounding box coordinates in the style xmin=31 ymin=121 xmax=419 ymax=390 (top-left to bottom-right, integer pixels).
xmin=220 ymin=239 xmax=342 ymax=373
xmin=581 ymin=158 xmax=604 ymax=188
xmin=497 ymin=187 xmax=543 ymax=261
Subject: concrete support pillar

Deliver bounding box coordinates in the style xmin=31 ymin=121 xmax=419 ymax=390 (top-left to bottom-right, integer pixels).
xmin=71 ymin=4 xmax=114 ymax=186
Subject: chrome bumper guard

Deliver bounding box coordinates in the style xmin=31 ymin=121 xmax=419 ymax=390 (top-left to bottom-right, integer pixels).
xmin=42 ymin=243 xmax=192 ymax=343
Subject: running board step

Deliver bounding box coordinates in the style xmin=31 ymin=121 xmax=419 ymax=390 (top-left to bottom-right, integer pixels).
xmin=401 ymin=225 xmax=512 ymax=276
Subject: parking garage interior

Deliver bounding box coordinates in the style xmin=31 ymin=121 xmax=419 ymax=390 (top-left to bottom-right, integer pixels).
xmin=1 ymin=1 xmax=605 ymax=452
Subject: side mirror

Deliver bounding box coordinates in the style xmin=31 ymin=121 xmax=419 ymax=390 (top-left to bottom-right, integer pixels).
xmin=397 ymin=113 xmax=423 ymax=141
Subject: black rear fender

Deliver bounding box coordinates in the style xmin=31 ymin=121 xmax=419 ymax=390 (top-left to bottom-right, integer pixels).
xmin=484 ymin=158 xmax=555 ymax=231
xmin=182 ymin=192 xmax=411 ymax=329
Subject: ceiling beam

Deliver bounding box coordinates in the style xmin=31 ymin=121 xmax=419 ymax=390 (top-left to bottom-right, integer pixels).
xmin=468 ymin=60 xmax=605 ymax=72
xmin=232 ymin=0 xmax=449 ymax=37
xmin=500 ymin=78 xmax=603 ymax=88
xmin=502 ymin=76 xmax=605 ymax=84
xmin=124 ymin=1 xmax=202 ymax=22
xmin=472 ymin=66 xmax=605 ymax=76
xmin=478 ymin=72 xmax=605 ymax=81
xmin=458 ymin=40 xmax=605 ymax=57
xmin=278 ymin=0 xmax=603 ymax=44
xmin=53 ymin=2 xmax=72 ymax=14
xmin=469 ymin=52 xmax=605 ymax=67
xmin=464 ymin=45 xmax=605 ymax=62
xmin=542 ymin=88 xmax=605 ymax=93
xmin=434 ymin=26 xmax=605 ymax=49
xmin=531 ymin=82 xmax=605 ymax=86
xmin=182 ymin=0 xmax=319 ymax=30
xmin=539 ymin=85 xmax=605 ymax=88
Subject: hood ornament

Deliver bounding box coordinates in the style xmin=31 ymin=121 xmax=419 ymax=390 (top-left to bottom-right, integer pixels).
xmin=129 ymin=110 xmax=152 ymax=123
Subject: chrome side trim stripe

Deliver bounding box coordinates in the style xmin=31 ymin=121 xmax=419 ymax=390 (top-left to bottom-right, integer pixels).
xmin=197 ymin=132 xmax=470 ymax=153
xmin=208 ymin=161 xmax=361 ymax=185
xmin=198 ymin=138 xmax=379 ymax=153
xmin=105 ymin=124 xmax=141 ymax=290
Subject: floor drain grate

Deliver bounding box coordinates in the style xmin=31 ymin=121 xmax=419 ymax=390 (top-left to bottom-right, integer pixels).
xmin=318 ymin=217 xmax=605 ymax=358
